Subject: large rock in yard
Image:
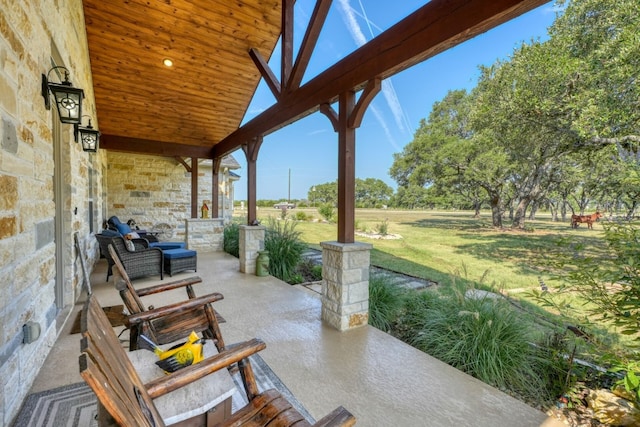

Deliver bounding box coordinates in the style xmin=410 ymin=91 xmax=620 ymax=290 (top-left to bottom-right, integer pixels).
xmin=586 ymin=389 xmax=640 ymax=426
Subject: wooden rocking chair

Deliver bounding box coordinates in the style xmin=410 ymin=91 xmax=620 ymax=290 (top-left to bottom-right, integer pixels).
xmin=79 ymin=294 xmax=356 ymax=427
xmin=108 ymin=244 xmax=226 ymax=352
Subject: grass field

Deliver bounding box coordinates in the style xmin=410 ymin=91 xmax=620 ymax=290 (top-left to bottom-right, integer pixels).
xmin=251 ymin=207 xmax=604 ymax=291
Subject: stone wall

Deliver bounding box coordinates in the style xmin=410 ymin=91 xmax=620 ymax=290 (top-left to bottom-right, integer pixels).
xmin=185 ymin=218 xmax=225 ymax=252
xmin=106 ymin=153 xmax=236 ymax=241
xmin=0 ymin=0 xmax=106 ymax=425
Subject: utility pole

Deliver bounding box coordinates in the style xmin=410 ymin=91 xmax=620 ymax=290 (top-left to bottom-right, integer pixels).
xmin=288 ymin=168 xmax=291 ymax=204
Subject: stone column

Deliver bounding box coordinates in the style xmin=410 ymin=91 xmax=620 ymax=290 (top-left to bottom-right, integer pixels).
xmin=239 ymin=225 xmax=265 ymax=274
xmin=320 ymin=241 xmax=372 ymax=331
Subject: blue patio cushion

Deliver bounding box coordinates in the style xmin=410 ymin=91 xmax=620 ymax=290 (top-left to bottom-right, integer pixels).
xmin=101 ymin=229 xmax=120 ymax=237
xmin=162 ymin=248 xmax=197 ymax=259
xmin=115 ymin=222 xmax=132 ymax=235
xmin=149 ymin=242 xmax=185 ymax=250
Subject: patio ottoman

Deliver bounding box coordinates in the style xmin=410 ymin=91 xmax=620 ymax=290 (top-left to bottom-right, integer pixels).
xmin=149 ymin=241 xmax=186 ymax=250
xmin=163 ymin=248 xmax=197 ymax=276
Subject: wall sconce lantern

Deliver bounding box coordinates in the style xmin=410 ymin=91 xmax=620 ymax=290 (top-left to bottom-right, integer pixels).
xmin=41 ymin=66 xmax=84 ymax=124
xmin=75 ymin=116 xmax=100 ymax=152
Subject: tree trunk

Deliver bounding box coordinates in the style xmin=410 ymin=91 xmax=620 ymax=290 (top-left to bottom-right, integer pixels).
xmin=512 ymin=197 xmax=531 ymax=229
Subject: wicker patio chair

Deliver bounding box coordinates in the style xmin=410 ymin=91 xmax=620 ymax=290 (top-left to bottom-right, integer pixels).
xmin=110 ymin=236 xmax=164 ymax=280
xmin=94 ymin=233 xmax=118 ymax=281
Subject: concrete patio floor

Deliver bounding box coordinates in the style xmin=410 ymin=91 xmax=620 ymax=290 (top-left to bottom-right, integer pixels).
xmin=29 ymin=251 xmax=562 ymax=426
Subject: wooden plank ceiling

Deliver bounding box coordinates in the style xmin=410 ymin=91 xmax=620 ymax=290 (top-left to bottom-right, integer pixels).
xmin=82 ymin=0 xmax=281 ymax=158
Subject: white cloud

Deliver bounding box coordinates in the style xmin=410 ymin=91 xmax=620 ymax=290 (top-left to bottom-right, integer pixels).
xmin=337 ymin=0 xmax=411 ymax=137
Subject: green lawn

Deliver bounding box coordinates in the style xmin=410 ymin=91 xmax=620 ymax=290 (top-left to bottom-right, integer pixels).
xmin=254 ymin=208 xmax=604 ymax=291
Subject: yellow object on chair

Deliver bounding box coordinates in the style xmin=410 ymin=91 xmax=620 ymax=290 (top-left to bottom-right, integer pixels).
xmin=139 ymin=331 xmax=205 ymax=373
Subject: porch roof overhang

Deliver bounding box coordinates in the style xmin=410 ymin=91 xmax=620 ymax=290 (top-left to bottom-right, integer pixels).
xmin=82 ymin=0 xmax=549 ymax=160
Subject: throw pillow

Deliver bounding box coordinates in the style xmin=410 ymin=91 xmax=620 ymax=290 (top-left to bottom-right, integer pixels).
xmin=116 ymin=223 xmax=132 ymax=235
xmin=126 ymin=232 xmax=140 ymax=239
xmin=124 ymin=238 xmax=135 ymax=252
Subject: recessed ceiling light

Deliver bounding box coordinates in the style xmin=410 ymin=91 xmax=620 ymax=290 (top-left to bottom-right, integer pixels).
xmin=163 ymin=58 xmax=173 ymax=67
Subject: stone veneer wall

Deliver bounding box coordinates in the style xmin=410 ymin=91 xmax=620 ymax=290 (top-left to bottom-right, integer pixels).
xmin=106 ymin=152 xmax=235 ymax=241
xmin=185 ymin=218 xmax=225 ymax=252
xmin=0 ymin=1 xmax=106 ymax=425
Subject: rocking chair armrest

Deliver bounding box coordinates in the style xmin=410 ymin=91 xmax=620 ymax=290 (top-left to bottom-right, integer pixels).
xmin=127 ymin=292 xmax=224 ymax=325
xmin=145 ymin=338 xmax=266 ymax=399
xmin=135 ymin=276 xmax=203 ymax=297
xmin=312 ymin=406 xmax=356 ymax=427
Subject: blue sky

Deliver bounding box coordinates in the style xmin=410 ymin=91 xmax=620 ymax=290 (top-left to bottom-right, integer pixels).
xmin=233 ymin=0 xmax=560 ymax=201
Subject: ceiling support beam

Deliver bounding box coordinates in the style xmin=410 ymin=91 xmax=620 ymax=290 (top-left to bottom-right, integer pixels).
xmin=190 ymin=158 xmax=199 ymax=218
xmin=212 ymin=157 xmax=221 ymax=219
xmin=249 ymin=48 xmax=281 ymax=99
xmin=102 ymin=134 xmax=214 ymax=158
xmin=287 ymin=0 xmax=333 ymax=91
xmin=214 ymin=0 xmax=547 ymax=158
xmin=242 ymin=136 xmax=264 ymax=225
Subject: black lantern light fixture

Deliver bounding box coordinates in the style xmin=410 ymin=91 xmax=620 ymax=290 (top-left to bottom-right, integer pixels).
xmin=75 ymin=116 xmax=100 ymax=152
xmin=41 ymin=66 xmax=84 ymax=124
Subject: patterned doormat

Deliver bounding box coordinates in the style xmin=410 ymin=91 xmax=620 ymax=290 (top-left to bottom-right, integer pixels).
xmin=11 ymin=354 xmax=313 ymax=427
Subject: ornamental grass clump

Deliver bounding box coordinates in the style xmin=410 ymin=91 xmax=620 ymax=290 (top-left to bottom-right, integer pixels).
xmin=405 ymin=286 xmax=546 ymax=399
xmin=264 ymin=217 xmax=307 ymax=282
xmin=368 ymin=273 xmax=404 ymax=332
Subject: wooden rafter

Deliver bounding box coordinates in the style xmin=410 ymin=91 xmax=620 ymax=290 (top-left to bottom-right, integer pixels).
xmin=249 ymin=48 xmax=281 ymax=99
xmin=287 ymin=0 xmax=333 ymax=91
xmin=281 ymin=0 xmax=294 ymax=89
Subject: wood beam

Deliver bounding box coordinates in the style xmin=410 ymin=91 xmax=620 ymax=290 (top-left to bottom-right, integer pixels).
xmin=249 ymin=48 xmax=281 ymax=99
xmin=241 ymin=136 xmax=263 ymax=225
xmin=101 ymin=135 xmax=214 ymax=159
xmin=337 ymin=91 xmax=356 ymax=243
xmin=319 ymin=103 xmax=338 ymax=132
xmin=287 ymin=0 xmax=333 ymax=91
xmin=213 ymin=0 xmax=547 ymax=158
xmin=281 ymin=0 xmax=294 ymax=89
xmin=174 ymin=156 xmax=192 ymax=172
xmin=349 ymin=78 xmax=381 ymax=129
xmin=191 ymin=158 xmax=199 ymax=219
xmin=212 ymin=157 xmax=221 ymax=219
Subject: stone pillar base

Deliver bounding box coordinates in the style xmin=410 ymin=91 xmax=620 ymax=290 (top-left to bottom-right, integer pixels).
xmin=239 ymin=225 xmax=265 ymax=274
xmin=320 ymin=241 xmax=372 ymax=331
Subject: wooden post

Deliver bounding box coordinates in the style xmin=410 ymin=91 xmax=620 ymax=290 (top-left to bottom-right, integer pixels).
xmin=337 ymin=90 xmax=356 ymax=243
xmin=191 ymin=158 xmax=198 ymax=218
xmin=212 ymin=157 xmax=221 ymax=218
xmin=242 ymin=136 xmax=263 ymax=225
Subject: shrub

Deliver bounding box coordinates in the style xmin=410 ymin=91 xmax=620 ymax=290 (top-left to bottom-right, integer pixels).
xmin=264 ymin=218 xmax=307 ymax=282
xmin=405 ymin=288 xmax=547 ymax=399
xmin=368 ymin=273 xmax=404 ymax=332
xmin=318 ymin=203 xmax=335 ymax=222
xmin=294 ymin=211 xmax=308 ymax=221
xmin=376 ymin=219 xmax=389 ymax=236
xmin=223 ymin=222 xmax=240 ymax=258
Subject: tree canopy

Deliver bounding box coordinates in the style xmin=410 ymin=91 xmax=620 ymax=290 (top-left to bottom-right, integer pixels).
xmin=389 ymin=0 xmax=640 ymax=227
